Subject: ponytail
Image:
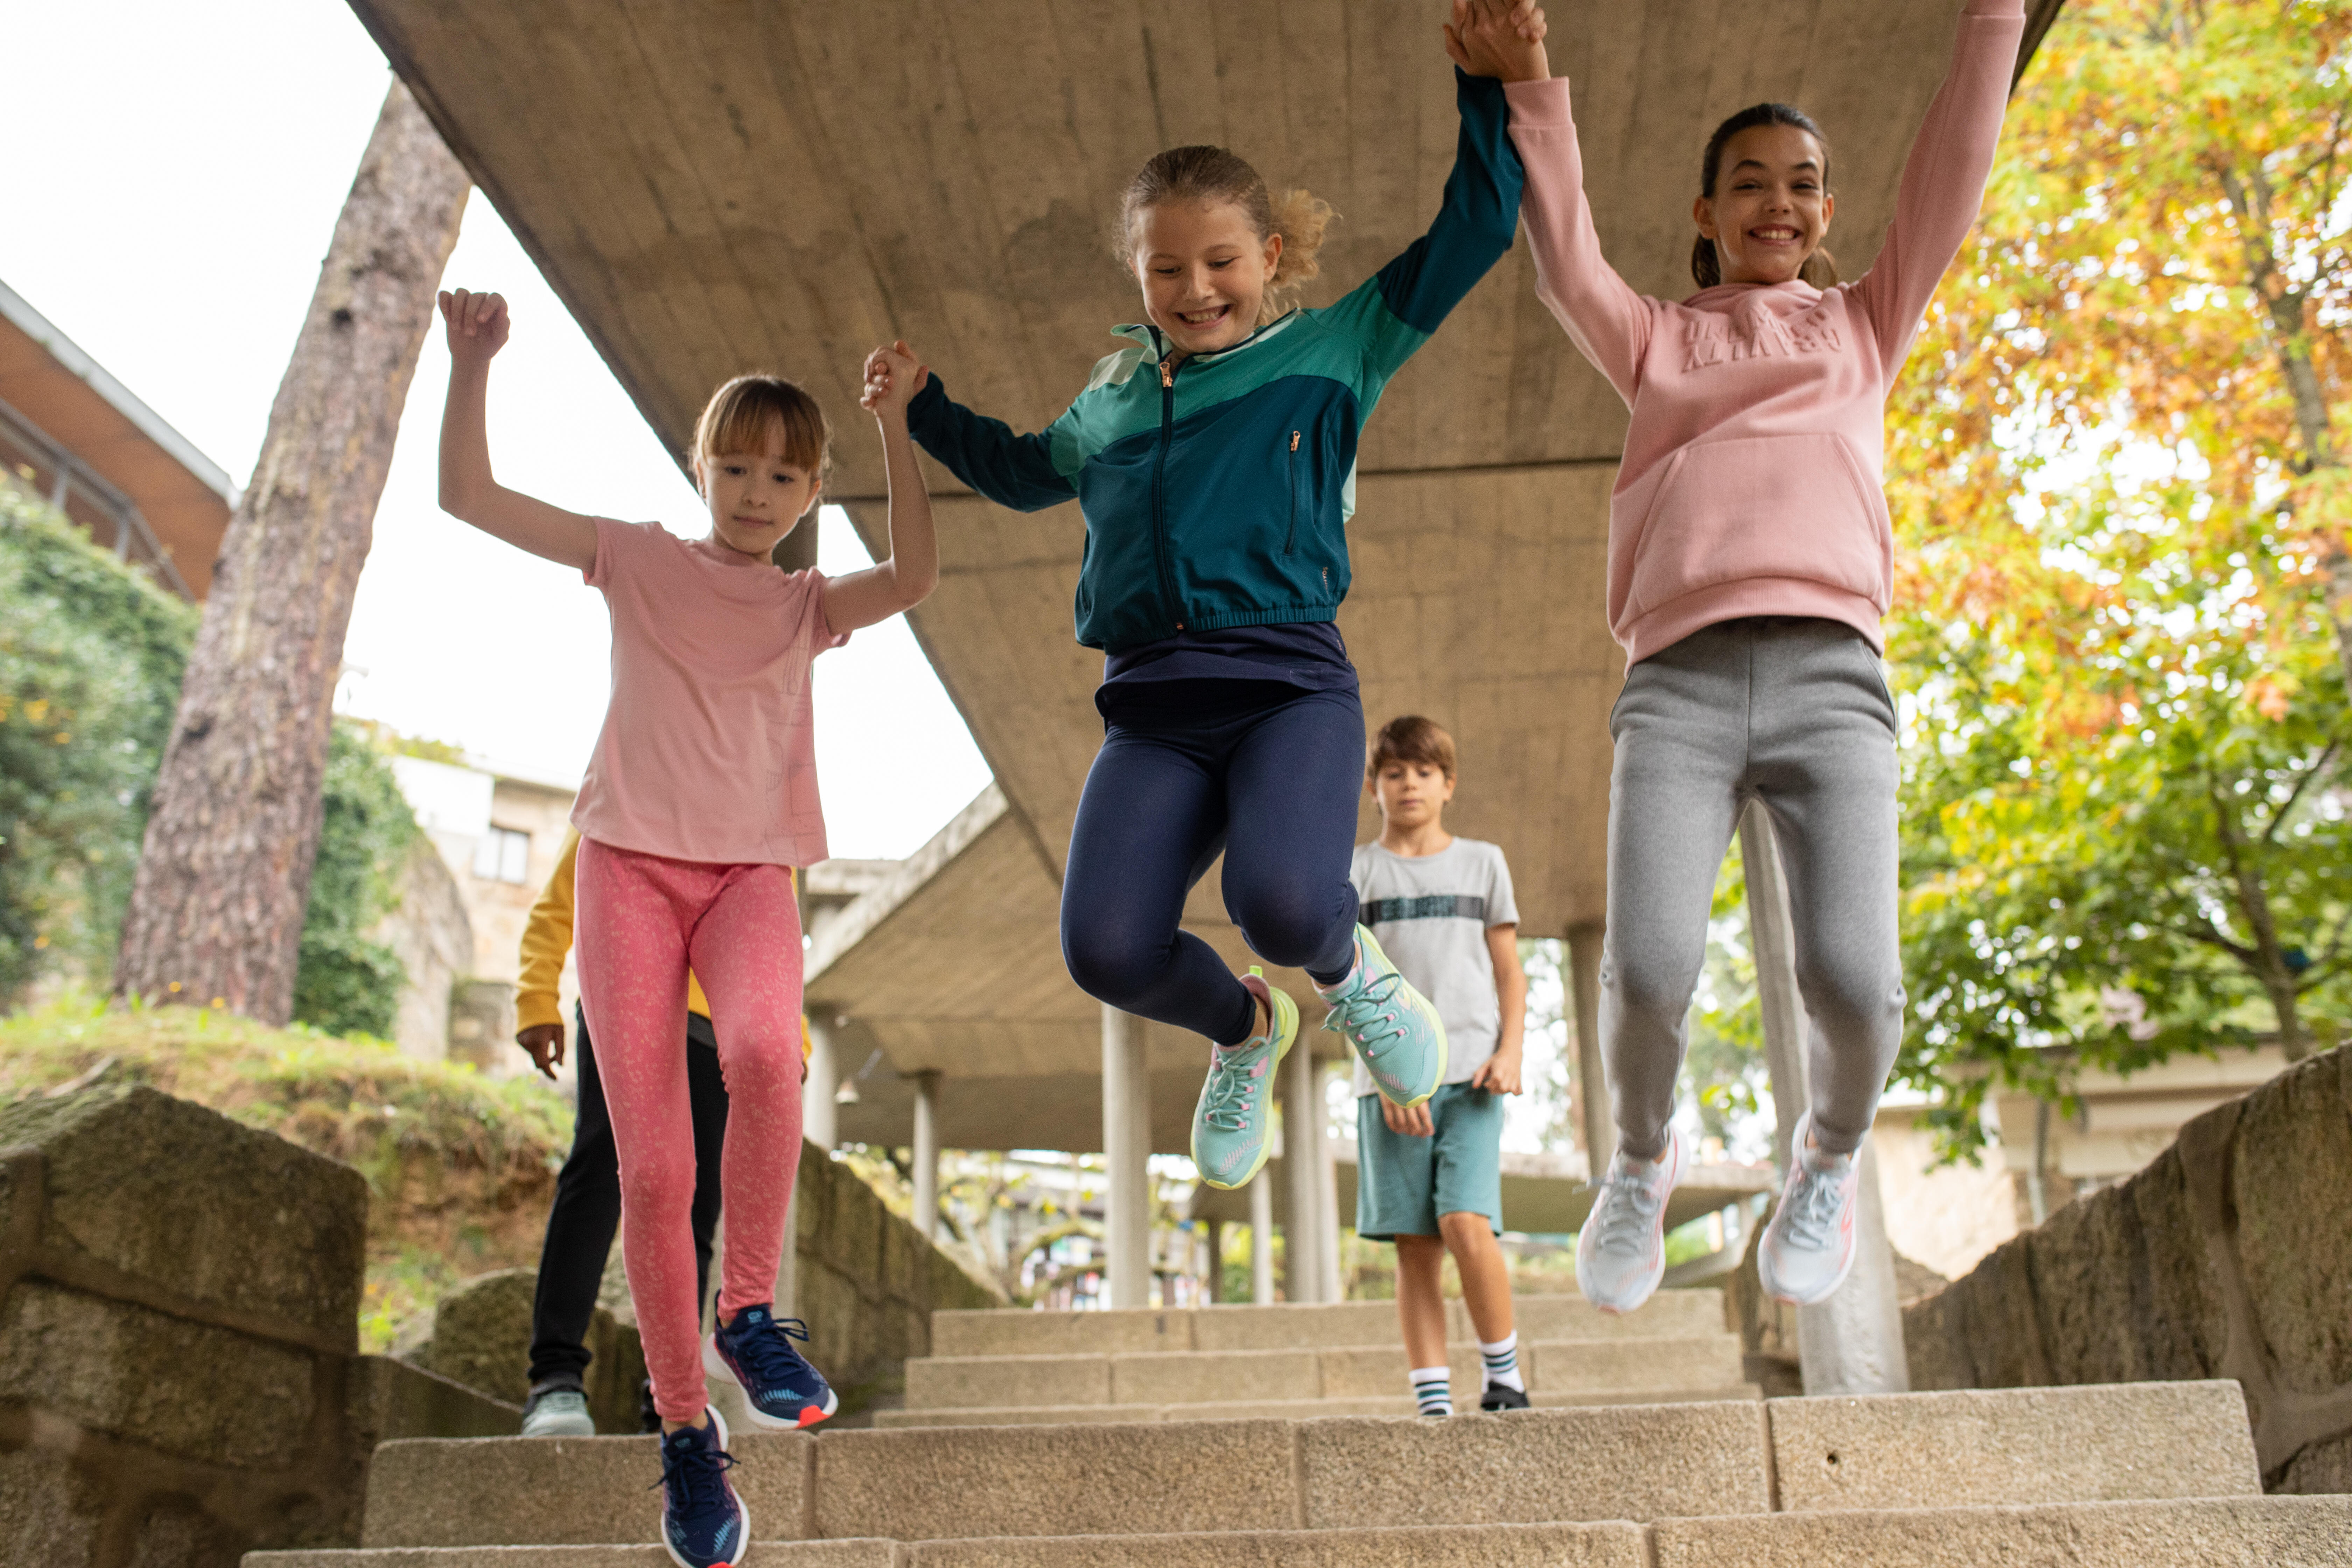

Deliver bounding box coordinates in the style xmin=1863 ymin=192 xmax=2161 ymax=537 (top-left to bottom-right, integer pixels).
xmin=1115 ymin=146 xmax=1337 ymax=323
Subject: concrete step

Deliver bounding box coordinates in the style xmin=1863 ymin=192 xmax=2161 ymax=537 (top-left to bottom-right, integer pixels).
xmin=248 ymin=1496 xmax=2352 ymax=1568
xmin=872 ymin=1385 xmax=1762 ymax=1428
xmin=902 ymin=1334 xmax=1746 ymax=1410
xmin=351 ymin=1382 xmax=2261 ymax=1549
xmin=926 ymin=1291 xmax=1726 ymax=1358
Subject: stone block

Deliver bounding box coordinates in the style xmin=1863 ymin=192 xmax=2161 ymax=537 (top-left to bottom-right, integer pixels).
xmin=1500 ymin=1290 xmax=1725 ymax=1342
xmin=902 ymin=1353 xmax=1109 ymax=1409
xmin=814 ymin=1420 xmax=1298 ymax=1540
xmin=1767 ymin=1382 xmax=2260 ymax=1512
xmin=1191 ymin=1301 xmax=1400 ymax=1351
xmin=1910 ymin=1231 xmax=2049 ymax=1389
xmin=348 ymin=1354 xmax=520 ymax=1443
xmin=824 ymin=1161 xmax=884 ymax=1279
xmin=905 ymin=1522 xmax=1653 ymax=1567
xmin=1648 ymin=1494 xmax=2352 ymax=1567
xmin=0 ymin=1447 xmax=106 ymax=1568
xmin=798 ymin=1262 xmax=864 ymax=1380
xmin=1112 ymin=1349 xmax=1319 ymax=1405
xmin=1524 ymin=1335 xmax=1745 ymax=1392
xmin=1315 ymin=1344 xmax=1482 ymax=1399
xmin=360 ymin=1432 xmax=812 ymax=1547
xmin=2276 ymin=1428 xmax=2352 ymax=1496
xmin=388 ymin=1267 xmax=644 ymax=1435
xmin=2229 ymin=1047 xmax=2352 ymax=1395
xmin=931 ymin=1307 xmax=1193 ymax=1357
xmin=0 ymin=1280 xmax=315 ymax=1469
xmin=1298 ymin=1402 xmax=1770 ymax=1528
xmin=881 ymin=1214 xmax=920 ymax=1300
xmin=1529 ymin=1386 xmax=1760 ymax=1409
xmin=0 ymin=1083 xmax=368 ymax=1345
xmin=257 ymin=1544 xmax=899 ymax=1568
xmin=2118 ymin=1142 xmax=2231 ymax=1381
xmin=874 ymin=1402 xmax=1167 ymax=1428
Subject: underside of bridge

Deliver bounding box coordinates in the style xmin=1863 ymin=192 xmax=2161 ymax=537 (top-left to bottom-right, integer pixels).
xmin=352 ymin=1 xmax=2063 ymax=1186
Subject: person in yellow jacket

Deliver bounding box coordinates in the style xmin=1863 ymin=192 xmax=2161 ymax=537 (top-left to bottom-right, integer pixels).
xmin=513 ymin=827 xmax=810 ymax=1436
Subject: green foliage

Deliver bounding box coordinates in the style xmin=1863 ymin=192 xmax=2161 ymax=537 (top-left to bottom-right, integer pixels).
xmin=291 ymin=726 xmax=420 ymax=1038
xmin=0 ymin=481 xmax=198 ymax=1002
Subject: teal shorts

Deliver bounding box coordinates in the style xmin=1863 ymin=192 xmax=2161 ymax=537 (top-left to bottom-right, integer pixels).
xmin=1354 ymin=1081 xmax=1505 ymax=1240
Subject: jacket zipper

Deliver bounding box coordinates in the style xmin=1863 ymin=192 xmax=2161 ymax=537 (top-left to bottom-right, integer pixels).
xmin=1154 ymin=352 xmax=1184 ymax=633
xmin=1283 ymin=430 xmax=1302 ymax=555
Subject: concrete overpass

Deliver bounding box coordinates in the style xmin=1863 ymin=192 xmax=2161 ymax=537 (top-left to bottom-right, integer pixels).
xmin=352 ymin=0 xmax=2064 ymax=1302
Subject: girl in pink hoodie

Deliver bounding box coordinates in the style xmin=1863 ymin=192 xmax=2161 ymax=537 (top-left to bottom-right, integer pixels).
xmin=1470 ymin=0 xmax=2025 ymax=1312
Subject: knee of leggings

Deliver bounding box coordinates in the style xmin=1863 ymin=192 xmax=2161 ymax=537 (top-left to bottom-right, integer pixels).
xmin=617 ymin=1153 xmax=695 ymax=1222
xmin=1794 ymin=952 xmax=1907 ymax=1037
xmin=1062 ymin=917 xmax=1161 ymax=1009
xmin=1231 ymin=887 xmax=1345 ymax=972
xmin=1603 ymin=944 xmax=1707 ymax=1023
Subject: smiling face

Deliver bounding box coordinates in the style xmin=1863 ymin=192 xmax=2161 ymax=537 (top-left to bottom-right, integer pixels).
xmin=1372 ymin=758 xmax=1456 ymax=832
xmin=696 ymin=428 xmax=821 ymax=559
xmin=1131 ymin=198 xmax=1283 ymax=358
xmin=1695 ymin=122 xmax=1835 ymax=287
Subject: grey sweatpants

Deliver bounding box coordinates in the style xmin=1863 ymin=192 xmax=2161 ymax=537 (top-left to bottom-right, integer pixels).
xmin=1602 ymin=617 xmax=1904 ymax=1159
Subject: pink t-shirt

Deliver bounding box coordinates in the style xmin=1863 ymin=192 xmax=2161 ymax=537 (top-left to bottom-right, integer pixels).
xmin=570 ymin=518 xmax=847 ymax=867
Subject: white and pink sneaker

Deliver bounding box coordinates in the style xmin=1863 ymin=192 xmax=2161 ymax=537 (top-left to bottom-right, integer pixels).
xmin=1575 ymin=1128 xmax=1688 ymax=1314
xmin=1757 ymin=1111 xmax=1860 ymax=1306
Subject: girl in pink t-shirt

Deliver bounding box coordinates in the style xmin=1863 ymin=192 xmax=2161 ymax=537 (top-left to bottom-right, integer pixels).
xmin=1456 ymin=0 xmax=2022 ymax=1315
xmin=435 ymin=290 xmax=936 ymax=1560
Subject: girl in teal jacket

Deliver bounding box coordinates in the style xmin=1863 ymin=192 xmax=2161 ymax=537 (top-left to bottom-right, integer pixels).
xmin=882 ymin=3 xmax=1542 ymax=1190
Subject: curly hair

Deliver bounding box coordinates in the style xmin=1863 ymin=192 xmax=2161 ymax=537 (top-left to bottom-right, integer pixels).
xmin=1114 ymin=145 xmax=1337 ymax=323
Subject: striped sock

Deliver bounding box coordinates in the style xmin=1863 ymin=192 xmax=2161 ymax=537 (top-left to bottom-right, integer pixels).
xmin=1480 ymin=1332 xmax=1524 ymax=1393
xmin=1409 ymin=1366 xmax=1453 ymax=1418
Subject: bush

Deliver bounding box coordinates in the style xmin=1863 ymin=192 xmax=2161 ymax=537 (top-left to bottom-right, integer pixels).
xmin=0 ymin=481 xmax=197 ymax=1002
xmin=291 ymin=726 xmax=418 ymax=1037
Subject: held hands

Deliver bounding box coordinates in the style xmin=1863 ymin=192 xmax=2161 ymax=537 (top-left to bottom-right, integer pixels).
xmin=1469 ymin=1043 xmax=1524 ymax=1097
xmin=860 ymin=339 xmax=929 ymax=420
xmin=439 ymin=288 xmax=511 ymax=367
xmin=1443 ymin=0 xmax=1549 ymax=84
xmin=515 ymin=1022 xmax=565 ymax=1081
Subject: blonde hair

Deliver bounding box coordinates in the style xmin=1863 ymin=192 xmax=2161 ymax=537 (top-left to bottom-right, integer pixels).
xmin=692 ymin=374 xmax=832 ymax=486
xmin=1114 ymin=146 xmax=1336 ymax=323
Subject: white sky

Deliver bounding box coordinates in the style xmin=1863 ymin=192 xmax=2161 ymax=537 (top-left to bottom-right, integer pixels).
xmin=1 ymin=0 xmax=990 ymax=860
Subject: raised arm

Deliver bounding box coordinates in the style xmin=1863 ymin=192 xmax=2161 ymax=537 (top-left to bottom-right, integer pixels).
xmin=822 ymin=341 xmax=942 ymax=634
xmin=1850 ymin=0 xmax=2026 ymax=376
xmin=1321 ymin=2 xmax=1537 ymax=386
xmin=904 ymin=372 xmax=1081 ymax=514
xmin=436 ymin=290 xmax=598 ymax=571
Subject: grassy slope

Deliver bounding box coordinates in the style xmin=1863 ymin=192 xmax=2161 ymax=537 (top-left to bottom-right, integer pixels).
xmin=0 ymin=994 xmax=571 ymax=1350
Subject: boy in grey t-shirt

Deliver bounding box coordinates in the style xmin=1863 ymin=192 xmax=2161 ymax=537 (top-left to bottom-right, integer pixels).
xmin=1352 ymin=716 xmax=1527 ymax=1416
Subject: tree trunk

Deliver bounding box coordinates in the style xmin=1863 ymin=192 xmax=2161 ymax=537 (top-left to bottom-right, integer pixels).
xmin=114 ymin=81 xmax=468 ymax=1023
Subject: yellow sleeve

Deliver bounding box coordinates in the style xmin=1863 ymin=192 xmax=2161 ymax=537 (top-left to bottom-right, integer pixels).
xmin=663 ymin=866 xmax=810 ymax=1062
xmin=516 ymin=828 xmax=580 ymax=1033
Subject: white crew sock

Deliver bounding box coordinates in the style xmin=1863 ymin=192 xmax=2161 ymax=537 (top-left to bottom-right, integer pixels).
xmin=1479 ymin=1331 xmax=1524 ymax=1393
xmin=1409 ymin=1365 xmax=1453 ymax=1418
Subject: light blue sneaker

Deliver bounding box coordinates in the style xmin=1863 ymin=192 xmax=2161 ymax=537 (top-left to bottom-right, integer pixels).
xmin=1320 ymin=925 xmax=1447 ymax=1108
xmin=1191 ymin=968 xmax=1297 ymax=1190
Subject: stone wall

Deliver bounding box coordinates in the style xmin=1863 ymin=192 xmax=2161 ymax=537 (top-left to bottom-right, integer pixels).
xmin=372 ymin=834 xmax=474 ymax=1063
xmin=395 ymin=1266 xmax=646 ymax=1434
xmin=0 ymin=1083 xmax=513 ymax=1568
xmin=1904 ymin=1044 xmax=2352 ymax=1493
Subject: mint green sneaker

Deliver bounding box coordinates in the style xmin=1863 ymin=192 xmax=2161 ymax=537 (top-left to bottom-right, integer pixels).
xmin=1320 ymin=925 xmax=1448 ymax=1108
xmin=1192 ymin=968 xmax=1298 ymax=1190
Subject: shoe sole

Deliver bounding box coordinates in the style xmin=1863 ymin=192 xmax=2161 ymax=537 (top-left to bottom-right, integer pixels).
xmin=521 ymin=1416 xmax=597 ymax=1438
xmin=1575 ymin=1131 xmax=1688 ymax=1316
xmin=1192 ymin=988 xmax=1298 ymax=1191
xmin=1757 ymin=1208 xmax=1859 ymax=1306
xmin=1352 ymin=927 xmax=1448 ymax=1108
xmin=701 ymin=1336 xmax=839 ymax=1430
xmin=660 ymin=1405 xmax=749 ymax=1568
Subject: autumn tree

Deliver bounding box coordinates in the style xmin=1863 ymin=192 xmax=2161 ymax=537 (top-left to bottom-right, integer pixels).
xmin=1883 ymin=0 xmax=2352 ymax=1147
xmin=114 ymin=82 xmax=467 ymax=1022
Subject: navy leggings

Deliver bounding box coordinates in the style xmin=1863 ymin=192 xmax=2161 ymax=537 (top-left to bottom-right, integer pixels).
xmin=1062 ymin=684 xmax=1365 ymax=1044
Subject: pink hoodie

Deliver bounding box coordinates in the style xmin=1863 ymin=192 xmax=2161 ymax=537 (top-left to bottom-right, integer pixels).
xmin=1503 ymin=0 xmax=2024 ymax=663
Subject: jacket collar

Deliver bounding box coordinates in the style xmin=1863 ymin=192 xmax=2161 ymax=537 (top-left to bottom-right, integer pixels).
xmin=1117 ymin=310 xmax=1303 ymax=367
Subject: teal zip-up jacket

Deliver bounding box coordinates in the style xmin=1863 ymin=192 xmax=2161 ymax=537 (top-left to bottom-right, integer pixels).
xmin=907 ymin=69 xmax=1525 ymax=653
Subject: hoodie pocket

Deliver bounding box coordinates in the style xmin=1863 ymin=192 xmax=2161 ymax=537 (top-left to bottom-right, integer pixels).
xmin=1623 ymin=433 xmax=1893 ymax=621
xmin=1283 ymin=430 xmax=1304 ymax=555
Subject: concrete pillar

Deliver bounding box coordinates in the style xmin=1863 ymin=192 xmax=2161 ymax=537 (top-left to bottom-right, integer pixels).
xmin=1101 ymin=1004 xmax=1153 ymax=1309
xmin=1316 ymin=1062 xmax=1343 ymax=1303
xmin=909 ymin=1069 xmax=941 ymax=1244
xmin=1280 ymin=1040 xmax=1324 ymax=1302
xmin=1249 ymin=1169 xmax=1276 ymax=1304
xmin=803 ymin=1014 xmax=839 ymax=1151
xmin=1205 ymin=1219 xmax=1224 ymax=1303
xmin=1740 ymin=803 xmax=1908 ymax=1395
xmin=1567 ymin=923 xmax=1614 ymax=1175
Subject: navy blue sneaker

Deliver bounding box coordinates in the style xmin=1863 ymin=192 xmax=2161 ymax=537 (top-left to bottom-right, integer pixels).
xmin=654 ymin=1405 xmax=747 ymax=1568
xmin=703 ymin=1303 xmax=838 ymax=1429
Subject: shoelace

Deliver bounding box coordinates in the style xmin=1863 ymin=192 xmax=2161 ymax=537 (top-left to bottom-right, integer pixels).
xmin=653 ymin=1430 xmax=738 ymax=1511
xmin=1586 ymin=1166 xmax=1667 ymax=1259
xmin=1200 ymin=1048 xmax=1263 ymax=1132
xmin=1779 ymin=1157 xmax=1851 ymax=1250
xmin=732 ymin=1314 xmax=817 ymax=1390
xmin=1322 ymin=970 xmax=1408 ymax=1058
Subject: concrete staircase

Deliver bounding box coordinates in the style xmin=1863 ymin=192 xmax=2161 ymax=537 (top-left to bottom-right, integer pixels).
xmin=887 ymin=1293 xmax=1752 ymax=1427
xmin=244 ymin=1297 xmax=2348 ymax=1566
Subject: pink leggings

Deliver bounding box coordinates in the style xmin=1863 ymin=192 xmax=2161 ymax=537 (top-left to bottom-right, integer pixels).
xmin=574 ymin=836 xmax=805 ymax=1422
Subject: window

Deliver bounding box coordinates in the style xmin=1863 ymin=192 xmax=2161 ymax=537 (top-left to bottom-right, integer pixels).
xmin=472 ymin=826 xmax=532 ymax=885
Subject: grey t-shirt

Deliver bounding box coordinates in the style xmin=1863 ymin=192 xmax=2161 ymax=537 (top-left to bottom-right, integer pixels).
xmin=1348 ymin=836 xmax=1519 ymax=1097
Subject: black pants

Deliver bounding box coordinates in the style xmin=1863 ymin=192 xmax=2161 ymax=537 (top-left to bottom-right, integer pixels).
xmin=528 ymin=1004 xmax=730 ymax=1387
